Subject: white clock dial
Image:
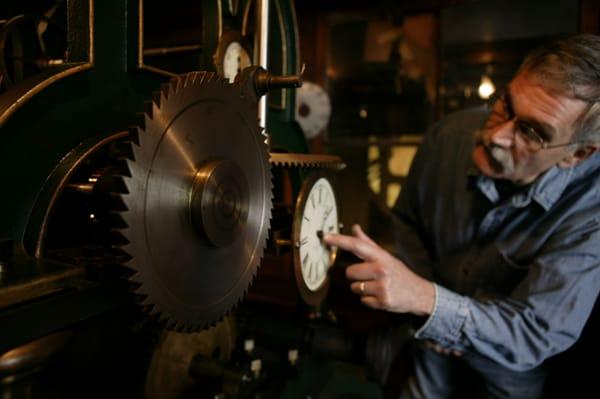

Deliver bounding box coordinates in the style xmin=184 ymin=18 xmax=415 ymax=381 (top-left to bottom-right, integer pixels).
xmin=222 ymin=41 xmax=251 ymax=83
xmin=297 ymin=177 xmax=339 ymax=291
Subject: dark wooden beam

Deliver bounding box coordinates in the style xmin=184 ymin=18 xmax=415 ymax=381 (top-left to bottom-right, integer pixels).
xmin=580 ymin=0 xmax=600 ymax=34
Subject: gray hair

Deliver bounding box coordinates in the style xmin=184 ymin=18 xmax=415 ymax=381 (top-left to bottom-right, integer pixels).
xmin=518 ymin=34 xmax=600 ymax=144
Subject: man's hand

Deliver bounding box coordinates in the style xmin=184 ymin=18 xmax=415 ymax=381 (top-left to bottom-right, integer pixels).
xmin=424 ymin=341 xmax=463 ymax=357
xmin=324 ymin=224 xmax=435 ymax=316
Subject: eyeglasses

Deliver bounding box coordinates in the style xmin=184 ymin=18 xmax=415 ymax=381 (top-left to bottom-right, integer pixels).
xmin=492 ymin=93 xmax=587 ymax=152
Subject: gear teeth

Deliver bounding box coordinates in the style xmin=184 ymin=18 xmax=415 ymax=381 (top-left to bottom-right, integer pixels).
xmin=181 ymin=74 xmax=191 ymax=88
xmin=113 ymin=156 xmax=131 ymax=173
xmin=165 ymin=318 xmax=177 ymax=330
xmin=110 ymin=245 xmax=131 ymax=260
xmin=143 ymin=112 xmax=154 ymax=131
xmin=151 ymin=101 xmax=161 ymax=120
xmin=135 ymin=112 xmax=146 ymax=130
xmin=114 ymin=138 xmax=135 ymax=160
xmin=129 ymin=271 xmax=143 ymax=284
xmin=110 ymin=229 xmax=129 ymax=246
xmin=121 ymin=243 xmax=134 ymax=259
xmin=113 ymin=158 xmax=131 ymax=177
xmin=141 ymin=294 xmax=156 ymax=307
xmin=151 ymin=91 xmax=161 ymax=108
xmin=188 ymin=72 xmax=199 ymax=85
xmin=156 ymin=311 xmax=170 ymax=325
xmin=199 ymin=71 xmax=210 ymax=84
xmin=185 ymin=72 xmax=196 ymax=87
xmin=175 ymin=321 xmax=186 ymax=332
xmin=106 ymin=211 xmax=128 ymax=229
xmin=183 ymin=325 xmax=195 ymax=334
xmin=160 ymin=83 xmax=170 ymax=99
xmin=269 ymin=153 xmax=346 ymax=171
xmin=143 ymin=101 xmax=154 ymax=119
xmin=120 ymin=172 xmax=135 ymax=195
xmin=170 ymin=76 xmax=182 ymax=93
xmin=103 ymin=174 xmax=128 ymax=194
xmin=147 ymin=304 xmax=160 ymax=316
xmin=165 ymin=81 xmax=176 ymax=99
xmin=127 ymin=126 xmax=141 ymax=147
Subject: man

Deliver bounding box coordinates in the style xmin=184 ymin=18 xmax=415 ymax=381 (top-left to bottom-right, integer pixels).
xmin=324 ymin=34 xmax=600 ymax=399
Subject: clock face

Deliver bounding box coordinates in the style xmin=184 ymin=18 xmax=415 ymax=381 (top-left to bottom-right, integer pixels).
xmin=296 ymin=177 xmax=339 ymax=292
xmin=222 ymin=41 xmax=251 ymax=83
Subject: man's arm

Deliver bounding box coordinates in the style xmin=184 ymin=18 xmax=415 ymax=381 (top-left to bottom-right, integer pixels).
xmin=415 ymin=214 xmax=600 ymax=371
xmin=325 ymin=214 xmax=600 ymax=371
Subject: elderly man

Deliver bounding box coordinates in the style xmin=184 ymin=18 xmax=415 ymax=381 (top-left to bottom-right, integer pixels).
xmin=324 ymin=34 xmax=600 ymax=399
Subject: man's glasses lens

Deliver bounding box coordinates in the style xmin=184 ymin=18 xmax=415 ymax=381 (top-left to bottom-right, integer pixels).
xmin=515 ymin=122 xmax=545 ymax=151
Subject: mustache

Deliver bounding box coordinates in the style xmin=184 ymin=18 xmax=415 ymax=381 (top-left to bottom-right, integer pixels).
xmin=474 ymin=129 xmax=515 ymax=173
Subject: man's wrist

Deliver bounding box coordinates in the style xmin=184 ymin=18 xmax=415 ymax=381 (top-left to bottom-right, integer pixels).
xmin=413 ymin=278 xmax=435 ymax=316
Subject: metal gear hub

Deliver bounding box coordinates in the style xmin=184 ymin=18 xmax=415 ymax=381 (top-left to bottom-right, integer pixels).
xmin=118 ymin=71 xmax=272 ymax=332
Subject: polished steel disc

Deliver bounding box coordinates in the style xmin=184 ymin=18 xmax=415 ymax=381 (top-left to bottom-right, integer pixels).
xmin=119 ymin=72 xmax=272 ymax=331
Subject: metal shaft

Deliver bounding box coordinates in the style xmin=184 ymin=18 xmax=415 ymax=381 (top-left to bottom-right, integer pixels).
xmin=255 ymin=0 xmax=270 ymax=133
xmin=143 ymin=44 xmax=202 ymax=57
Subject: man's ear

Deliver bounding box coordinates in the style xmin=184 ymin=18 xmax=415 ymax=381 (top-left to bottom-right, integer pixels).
xmin=558 ymin=144 xmax=599 ymax=168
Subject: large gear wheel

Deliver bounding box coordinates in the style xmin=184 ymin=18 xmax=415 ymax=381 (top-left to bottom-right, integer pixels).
xmin=118 ymin=71 xmax=272 ymax=332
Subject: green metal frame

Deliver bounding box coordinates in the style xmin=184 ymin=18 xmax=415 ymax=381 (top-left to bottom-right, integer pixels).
xmin=0 ymin=0 xmax=168 ymax=254
xmin=267 ymin=0 xmax=307 ymax=153
xmin=0 ymin=0 xmax=306 ymax=254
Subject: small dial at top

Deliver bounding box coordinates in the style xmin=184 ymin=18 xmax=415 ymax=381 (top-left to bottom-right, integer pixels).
xmin=223 ymin=41 xmax=251 ymax=83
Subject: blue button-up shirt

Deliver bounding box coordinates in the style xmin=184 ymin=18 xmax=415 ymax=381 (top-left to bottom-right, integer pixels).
xmin=392 ymin=108 xmax=600 ymax=371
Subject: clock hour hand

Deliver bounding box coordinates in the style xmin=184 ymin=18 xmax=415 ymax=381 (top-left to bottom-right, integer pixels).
xmin=323 ymin=206 xmax=333 ymax=221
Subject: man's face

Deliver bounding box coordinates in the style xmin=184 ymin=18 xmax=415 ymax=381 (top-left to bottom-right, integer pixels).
xmin=472 ymin=71 xmax=589 ymax=185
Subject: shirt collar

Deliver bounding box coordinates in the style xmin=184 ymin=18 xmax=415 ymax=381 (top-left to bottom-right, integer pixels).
xmin=530 ymin=166 xmax=573 ymax=211
xmin=470 ymin=165 xmax=573 ymax=211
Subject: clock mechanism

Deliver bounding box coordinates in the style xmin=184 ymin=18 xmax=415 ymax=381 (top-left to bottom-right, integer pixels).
xmin=292 ymin=172 xmax=339 ymax=305
xmin=295 ymin=81 xmax=332 ymax=140
xmin=0 ymin=2 xmax=393 ymax=398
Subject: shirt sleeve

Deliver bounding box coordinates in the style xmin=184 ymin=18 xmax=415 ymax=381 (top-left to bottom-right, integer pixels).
xmin=415 ymin=215 xmax=600 ymax=371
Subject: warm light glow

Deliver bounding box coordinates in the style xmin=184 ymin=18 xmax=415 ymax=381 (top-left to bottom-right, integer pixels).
xmin=478 ymin=75 xmax=496 ymax=100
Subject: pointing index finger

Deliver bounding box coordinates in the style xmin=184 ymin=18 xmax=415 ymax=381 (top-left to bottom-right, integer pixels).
xmin=324 ymin=233 xmax=375 ymax=261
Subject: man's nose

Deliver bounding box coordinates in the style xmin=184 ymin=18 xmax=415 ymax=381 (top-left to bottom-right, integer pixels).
xmin=488 ymin=120 xmax=515 ymax=148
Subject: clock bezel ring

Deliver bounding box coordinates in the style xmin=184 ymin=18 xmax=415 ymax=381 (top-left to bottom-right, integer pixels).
xmin=291 ymin=171 xmax=339 ymax=306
